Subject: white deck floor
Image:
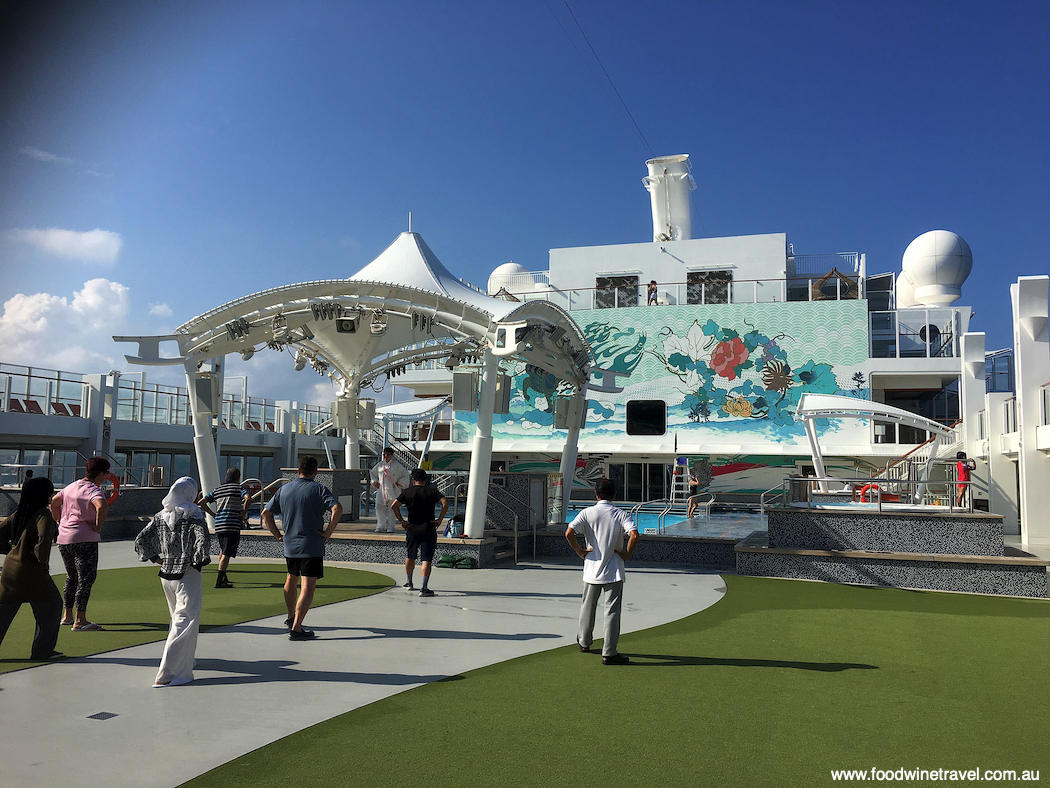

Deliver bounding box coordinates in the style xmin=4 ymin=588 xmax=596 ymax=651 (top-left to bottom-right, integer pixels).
xmin=1 ymin=541 xmax=726 ymax=787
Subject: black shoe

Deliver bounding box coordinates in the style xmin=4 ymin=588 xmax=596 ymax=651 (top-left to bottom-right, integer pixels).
xmin=602 ymin=653 xmax=630 ymax=666
xmin=215 ymin=579 xmax=234 ymax=589
xmin=284 ymin=618 xmax=294 ymax=629
xmin=419 ymin=588 xmax=435 ymax=597
xmin=577 ymin=638 xmax=591 ymax=653
xmin=289 ymin=628 xmax=316 ymax=641
xmin=402 ymin=582 xmax=415 ymax=590
xmin=32 ymin=651 xmax=65 ymax=661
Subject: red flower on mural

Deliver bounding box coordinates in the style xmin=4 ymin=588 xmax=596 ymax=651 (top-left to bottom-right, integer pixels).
xmin=710 ymin=337 xmax=749 ymax=380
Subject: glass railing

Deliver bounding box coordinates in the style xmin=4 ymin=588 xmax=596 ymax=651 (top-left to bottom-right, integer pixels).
xmin=116 ymin=379 xmax=191 ymax=425
xmin=0 ymin=363 xmax=90 ymax=417
xmin=869 ymin=308 xmax=959 ymax=359
xmin=1003 ymin=397 xmax=1018 ymax=434
xmin=515 ymin=275 xmax=861 ymax=311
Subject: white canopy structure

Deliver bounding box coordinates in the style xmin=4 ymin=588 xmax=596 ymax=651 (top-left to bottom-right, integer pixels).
xmin=376 ymin=397 xmax=450 ymax=421
xmin=796 ymin=393 xmax=957 ymax=495
xmin=115 ymin=232 xmax=598 ymax=536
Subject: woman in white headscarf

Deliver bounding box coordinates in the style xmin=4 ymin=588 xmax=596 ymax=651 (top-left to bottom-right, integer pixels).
xmin=134 ymin=477 xmax=211 ymax=687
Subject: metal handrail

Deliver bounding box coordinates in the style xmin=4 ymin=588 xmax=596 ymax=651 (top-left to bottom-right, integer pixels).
xmin=488 ymin=485 xmax=540 ymax=559
xmin=630 ymin=498 xmax=684 ymax=534
xmin=778 ymin=474 xmax=974 ymax=513
xmin=760 ymin=484 xmax=787 ymax=512
xmin=485 ymin=493 xmax=524 ymax=564
xmin=449 ymin=481 xmax=537 ymax=561
xmin=244 ymin=477 xmax=288 ymax=506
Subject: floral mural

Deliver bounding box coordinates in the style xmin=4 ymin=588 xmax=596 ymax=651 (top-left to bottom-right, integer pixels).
xmin=653 ymin=317 xmax=847 ymax=429
xmin=468 ymin=300 xmax=870 ymax=442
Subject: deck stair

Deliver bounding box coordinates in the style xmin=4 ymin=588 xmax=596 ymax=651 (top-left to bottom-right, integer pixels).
xmin=362 ymin=427 xmax=420 ymax=470
xmin=864 ymin=421 xmax=964 ymax=503
xmin=485 ymin=528 xmax=517 ymax=562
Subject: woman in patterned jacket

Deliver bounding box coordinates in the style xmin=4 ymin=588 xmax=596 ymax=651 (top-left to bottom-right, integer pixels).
xmin=134 ymin=476 xmax=211 ymax=687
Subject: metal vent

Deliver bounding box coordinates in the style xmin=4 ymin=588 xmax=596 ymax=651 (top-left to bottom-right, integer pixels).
xmin=87 ymin=712 xmax=118 ymax=721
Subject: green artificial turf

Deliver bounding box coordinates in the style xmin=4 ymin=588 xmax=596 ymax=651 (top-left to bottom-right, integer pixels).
xmin=0 ymin=563 xmax=393 ymax=671
xmin=181 ymin=575 xmax=1050 ymax=788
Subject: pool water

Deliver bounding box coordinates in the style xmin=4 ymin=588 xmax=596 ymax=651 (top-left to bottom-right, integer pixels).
xmin=566 ymin=508 xmax=766 ymax=540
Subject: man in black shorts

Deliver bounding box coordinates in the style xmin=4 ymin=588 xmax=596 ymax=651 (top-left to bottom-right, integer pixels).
xmin=392 ymin=469 xmax=448 ymax=597
xmin=200 ymin=468 xmax=250 ymax=588
xmin=262 ymin=456 xmax=342 ymax=639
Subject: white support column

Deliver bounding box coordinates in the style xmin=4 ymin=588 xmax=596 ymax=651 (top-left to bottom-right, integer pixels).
xmin=959 ymin=332 xmax=987 ymax=456
xmin=985 ymin=392 xmax=1019 ymax=534
xmin=803 ymin=417 xmax=827 ymax=490
xmin=212 ymin=357 xmax=225 ymax=474
xmin=184 ymin=361 xmax=221 ymax=499
xmin=552 ymin=392 xmax=585 ymax=523
xmin=960 ymin=332 xmax=988 ymax=510
xmin=100 ymin=373 xmax=118 ymax=461
xmin=1011 ymin=276 xmax=1050 ymax=546
xmin=276 ymin=400 xmax=298 ymax=470
xmin=419 ymin=411 xmax=439 ymax=467
xmin=342 ymin=394 xmax=360 ymax=470
xmin=464 ymin=349 xmax=498 ymax=538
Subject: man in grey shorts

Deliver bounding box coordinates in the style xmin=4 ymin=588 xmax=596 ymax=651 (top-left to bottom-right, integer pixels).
xmin=262 ymin=456 xmax=342 ymax=640
xmin=565 ymin=477 xmax=639 ymax=665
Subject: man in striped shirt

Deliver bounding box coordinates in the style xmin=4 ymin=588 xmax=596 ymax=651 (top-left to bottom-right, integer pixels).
xmin=200 ymin=468 xmax=250 ymax=588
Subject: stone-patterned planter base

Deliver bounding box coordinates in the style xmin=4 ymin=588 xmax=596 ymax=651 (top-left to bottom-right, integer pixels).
xmin=531 ymin=529 xmax=738 ymax=569
xmin=237 ymin=531 xmax=496 ymax=567
xmin=736 ymin=532 xmax=1049 ymax=598
xmin=767 ymin=505 xmax=1005 ymax=556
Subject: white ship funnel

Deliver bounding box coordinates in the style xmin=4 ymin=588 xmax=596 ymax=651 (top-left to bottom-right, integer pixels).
xmin=642 ymin=154 xmax=696 ymax=242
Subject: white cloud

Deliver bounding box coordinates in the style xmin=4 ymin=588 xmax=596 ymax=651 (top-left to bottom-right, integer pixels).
xmin=0 ymin=279 xmax=131 ymax=372
xmin=308 ymin=380 xmax=337 ymax=405
xmin=149 ymin=302 xmax=173 ymax=317
xmin=20 ymin=146 xmax=73 ymax=165
xmin=7 ymin=227 xmax=123 ymax=264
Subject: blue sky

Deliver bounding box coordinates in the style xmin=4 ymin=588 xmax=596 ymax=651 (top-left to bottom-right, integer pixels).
xmin=1 ymin=0 xmax=1047 ymax=404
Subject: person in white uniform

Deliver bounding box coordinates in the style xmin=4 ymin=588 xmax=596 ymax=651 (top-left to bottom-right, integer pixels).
xmin=370 ymin=447 xmax=409 ymax=533
xmin=134 ymin=477 xmax=211 ymax=687
xmin=565 ymin=477 xmax=640 ymax=665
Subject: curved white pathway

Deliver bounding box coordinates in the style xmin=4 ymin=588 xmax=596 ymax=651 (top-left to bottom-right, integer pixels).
xmin=0 ymin=542 xmax=726 ymax=787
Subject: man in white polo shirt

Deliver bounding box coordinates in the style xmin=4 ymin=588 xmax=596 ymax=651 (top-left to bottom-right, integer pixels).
xmin=565 ymin=477 xmax=640 ymax=665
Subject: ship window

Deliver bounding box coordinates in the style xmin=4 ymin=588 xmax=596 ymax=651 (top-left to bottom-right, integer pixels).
xmin=595 ymin=275 xmax=639 ymax=309
xmin=687 ymin=270 xmax=731 ymax=305
xmin=626 ymin=400 xmax=666 ymax=435
xmin=865 ymin=273 xmax=894 ymax=312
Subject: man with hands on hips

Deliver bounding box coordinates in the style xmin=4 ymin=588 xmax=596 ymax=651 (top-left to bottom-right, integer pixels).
xmin=565 ymin=477 xmax=640 ymax=665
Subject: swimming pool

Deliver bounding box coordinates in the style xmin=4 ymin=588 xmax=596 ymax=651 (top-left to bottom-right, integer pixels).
xmin=566 ymin=507 xmax=766 ymax=540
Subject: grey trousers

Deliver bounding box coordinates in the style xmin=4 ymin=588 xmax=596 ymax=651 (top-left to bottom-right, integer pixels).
xmin=577 ymin=580 xmax=624 ymax=657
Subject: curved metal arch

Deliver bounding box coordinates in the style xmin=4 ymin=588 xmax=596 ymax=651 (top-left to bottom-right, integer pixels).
xmin=119 ymin=278 xmax=597 ymax=394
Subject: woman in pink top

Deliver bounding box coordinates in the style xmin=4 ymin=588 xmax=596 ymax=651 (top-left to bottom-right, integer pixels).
xmin=49 ymin=457 xmax=111 ymax=630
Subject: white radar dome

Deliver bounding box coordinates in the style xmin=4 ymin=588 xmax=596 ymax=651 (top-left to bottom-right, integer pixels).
xmin=895 ymin=272 xmax=918 ymax=308
xmin=900 ymin=230 xmax=973 ymax=307
xmin=488 ymin=262 xmax=532 ymax=296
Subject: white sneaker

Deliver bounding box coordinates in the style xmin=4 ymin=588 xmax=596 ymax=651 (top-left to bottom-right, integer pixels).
xmin=386 ymin=527 xmax=396 ymax=533
xmin=374 ymin=527 xmax=383 ymax=533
